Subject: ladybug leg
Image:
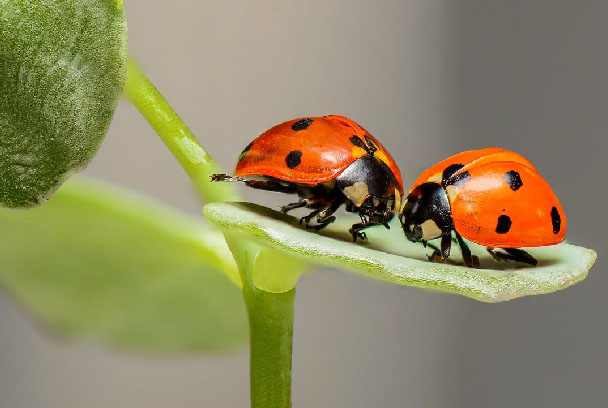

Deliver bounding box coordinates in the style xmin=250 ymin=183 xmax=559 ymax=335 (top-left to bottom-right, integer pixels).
xmin=504 ymin=248 xmax=537 ymax=266
xmin=348 ymin=223 xmax=369 ymax=241
xmin=487 ymin=248 xmax=538 ymax=266
xmin=440 ymin=233 xmax=451 ymax=259
xmin=301 ymin=197 xmax=344 ymax=231
xmin=280 ymin=200 xmax=307 ymax=213
xmin=454 ymin=232 xmax=480 ymax=268
xmin=486 ymin=248 xmax=504 ymax=263
xmin=300 ymin=210 xmax=321 ymax=227
xmin=427 ymin=233 xmax=451 ymax=263
xmin=313 ymin=198 xmax=345 ymax=230
xmin=310 ymin=213 xmax=337 ymax=231
xmin=348 ymin=211 xmax=378 ymax=241
xmin=348 ymin=206 xmax=393 ymax=241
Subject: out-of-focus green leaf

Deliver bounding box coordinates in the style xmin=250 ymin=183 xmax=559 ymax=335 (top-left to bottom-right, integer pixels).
xmin=0 ymin=179 xmax=247 ymax=352
xmin=0 ymin=0 xmax=127 ymax=208
xmin=204 ymin=202 xmax=596 ymax=303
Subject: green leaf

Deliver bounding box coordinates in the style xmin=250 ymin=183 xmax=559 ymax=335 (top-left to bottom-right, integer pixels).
xmin=0 ymin=179 xmax=248 ymax=352
xmin=204 ymin=202 xmax=597 ymax=303
xmin=0 ymin=0 xmax=127 ymax=208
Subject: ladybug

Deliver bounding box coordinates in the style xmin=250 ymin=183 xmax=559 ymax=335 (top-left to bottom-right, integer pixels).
xmin=211 ymin=115 xmax=404 ymax=240
xmin=399 ymin=147 xmax=566 ymax=267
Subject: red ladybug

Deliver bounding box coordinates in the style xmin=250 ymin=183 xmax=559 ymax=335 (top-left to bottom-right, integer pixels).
xmin=211 ymin=115 xmax=404 ymax=240
xmin=399 ymin=147 xmax=566 ymax=267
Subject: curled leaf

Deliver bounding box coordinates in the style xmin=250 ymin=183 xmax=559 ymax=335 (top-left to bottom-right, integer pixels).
xmin=0 ymin=0 xmax=127 ymax=207
xmin=204 ymin=202 xmax=596 ymax=302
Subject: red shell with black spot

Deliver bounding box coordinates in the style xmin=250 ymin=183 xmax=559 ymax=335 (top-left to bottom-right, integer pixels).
xmin=411 ymin=147 xmax=567 ymax=248
xmin=235 ymin=115 xmax=404 ymax=193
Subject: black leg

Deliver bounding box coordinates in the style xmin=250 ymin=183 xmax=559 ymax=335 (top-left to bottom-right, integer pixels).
xmin=348 ymin=217 xmax=387 ymax=242
xmin=308 ymin=216 xmax=336 ymax=231
xmin=441 ymin=233 xmax=451 ymax=259
xmin=504 ymin=248 xmax=538 ymax=266
xmin=455 ymin=232 xmax=480 ymax=268
xmin=348 ymin=223 xmax=370 ymax=241
xmin=487 ymin=248 xmax=537 ymax=266
xmin=348 ymin=207 xmax=393 ymax=242
xmin=300 ymin=196 xmax=344 ymax=231
xmin=309 ymin=197 xmax=344 ymax=230
xmin=300 ymin=209 xmax=321 ymax=226
xmin=280 ymin=200 xmax=307 ymax=213
xmin=486 ymin=248 xmax=503 ymax=263
xmin=428 ymin=233 xmax=451 ymax=263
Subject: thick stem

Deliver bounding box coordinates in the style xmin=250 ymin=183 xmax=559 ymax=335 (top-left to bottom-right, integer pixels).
xmin=226 ymin=236 xmax=295 ymax=408
xmin=124 ymin=56 xmax=239 ymax=204
xmin=244 ymin=284 xmax=295 ymax=408
xmin=126 ymin=58 xmax=294 ymax=407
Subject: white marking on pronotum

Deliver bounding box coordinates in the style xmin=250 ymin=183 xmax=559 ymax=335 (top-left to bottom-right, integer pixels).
xmin=343 ymin=181 xmax=369 ymax=207
xmin=420 ymin=219 xmax=442 ymax=241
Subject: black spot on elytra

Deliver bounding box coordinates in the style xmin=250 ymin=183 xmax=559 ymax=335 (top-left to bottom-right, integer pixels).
xmin=496 ymin=215 xmax=512 ymax=234
xmin=551 ymin=206 xmax=561 ymax=234
xmin=238 ymin=141 xmax=254 ymax=161
xmin=285 ymin=150 xmax=302 ymax=169
xmin=442 ymin=163 xmax=465 ymax=186
xmin=504 ymin=170 xmax=523 ymax=191
xmin=291 ymin=118 xmax=314 ymax=131
xmin=350 ymin=136 xmax=365 ymax=148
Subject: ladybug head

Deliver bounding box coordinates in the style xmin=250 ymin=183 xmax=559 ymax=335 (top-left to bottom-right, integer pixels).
xmin=399 ymin=182 xmax=453 ymax=243
xmin=337 ymin=155 xmax=401 ymax=207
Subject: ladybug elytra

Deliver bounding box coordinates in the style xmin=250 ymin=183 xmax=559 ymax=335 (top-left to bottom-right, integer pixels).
xmin=399 ymin=147 xmax=567 ymax=267
xmin=211 ymin=115 xmax=404 ymax=240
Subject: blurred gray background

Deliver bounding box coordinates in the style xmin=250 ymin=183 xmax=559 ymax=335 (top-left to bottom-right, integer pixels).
xmin=1 ymin=0 xmax=606 ymax=407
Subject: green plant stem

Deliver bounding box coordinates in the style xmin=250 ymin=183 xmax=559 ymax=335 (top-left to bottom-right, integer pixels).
xmin=226 ymin=236 xmax=295 ymax=408
xmin=244 ymin=284 xmax=295 ymax=408
xmin=126 ymin=58 xmax=294 ymax=407
xmin=124 ymin=56 xmax=239 ymax=204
